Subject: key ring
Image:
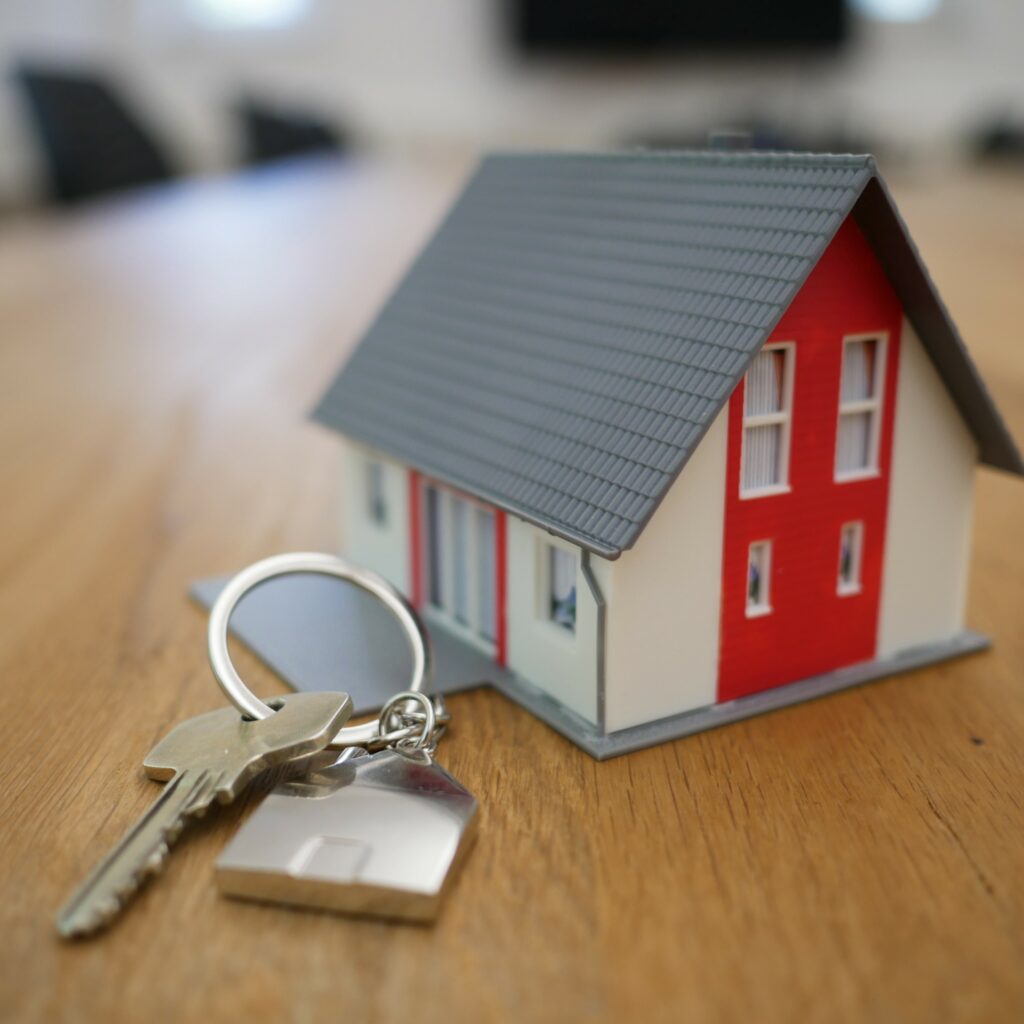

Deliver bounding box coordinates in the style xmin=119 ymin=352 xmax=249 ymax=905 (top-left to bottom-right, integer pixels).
xmin=207 ymin=552 xmax=432 ymax=749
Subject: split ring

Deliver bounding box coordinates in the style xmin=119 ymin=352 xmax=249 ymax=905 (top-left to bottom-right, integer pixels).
xmin=379 ymin=690 xmax=437 ymax=750
xmin=207 ymin=552 xmax=432 ymax=748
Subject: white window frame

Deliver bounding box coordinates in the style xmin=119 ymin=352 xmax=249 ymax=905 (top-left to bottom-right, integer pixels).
xmin=421 ymin=481 xmax=497 ymax=655
xmin=835 ymin=333 xmax=888 ymax=482
xmin=837 ymin=521 xmax=865 ymax=596
xmin=365 ymin=458 xmax=388 ymax=528
xmin=739 ymin=342 xmax=796 ymax=499
xmin=537 ymin=538 xmax=579 ymax=639
xmin=745 ymin=540 xmax=773 ymax=618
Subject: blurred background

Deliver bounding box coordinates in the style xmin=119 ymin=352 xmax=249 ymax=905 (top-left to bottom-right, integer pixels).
xmin=1 ymin=0 xmax=1023 ymax=210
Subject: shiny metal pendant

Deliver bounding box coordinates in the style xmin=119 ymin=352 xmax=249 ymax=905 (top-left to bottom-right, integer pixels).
xmin=216 ymin=747 xmax=478 ymax=922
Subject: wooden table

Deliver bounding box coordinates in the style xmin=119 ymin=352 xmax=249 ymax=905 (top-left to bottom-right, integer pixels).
xmin=2 ymin=157 xmax=1022 ymax=1024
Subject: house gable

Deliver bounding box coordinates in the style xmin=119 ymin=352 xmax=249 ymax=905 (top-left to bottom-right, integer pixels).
xmin=718 ymin=216 xmax=903 ymax=700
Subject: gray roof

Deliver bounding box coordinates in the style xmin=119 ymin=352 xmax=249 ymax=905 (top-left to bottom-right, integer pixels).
xmin=314 ymin=151 xmax=1022 ymax=558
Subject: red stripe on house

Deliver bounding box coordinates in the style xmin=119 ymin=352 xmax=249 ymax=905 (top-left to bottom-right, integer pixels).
xmin=495 ymin=509 xmax=508 ymax=666
xmin=717 ymin=216 xmax=903 ymax=702
xmin=408 ymin=469 xmax=423 ymax=607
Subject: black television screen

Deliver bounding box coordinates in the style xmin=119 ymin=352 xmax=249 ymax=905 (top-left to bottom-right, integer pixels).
xmin=509 ymin=0 xmax=847 ymax=53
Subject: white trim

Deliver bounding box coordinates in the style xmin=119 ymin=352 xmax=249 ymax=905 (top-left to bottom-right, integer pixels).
xmin=745 ymin=539 xmax=773 ymax=617
xmin=739 ymin=483 xmax=792 ymax=501
xmin=835 ymin=332 xmax=888 ymax=482
xmin=834 ymin=466 xmax=880 ymax=483
xmin=837 ymin=521 xmax=865 ymax=596
xmin=739 ymin=342 xmax=796 ymax=498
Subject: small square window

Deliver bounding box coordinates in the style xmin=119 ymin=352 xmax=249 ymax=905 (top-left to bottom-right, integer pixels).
xmin=547 ymin=545 xmax=577 ymax=633
xmin=838 ymin=522 xmax=864 ymax=595
xmin=746 ymin=540 xmax=772 ymax=616
xmin=366 ymin=460 xmax=387 ymax=526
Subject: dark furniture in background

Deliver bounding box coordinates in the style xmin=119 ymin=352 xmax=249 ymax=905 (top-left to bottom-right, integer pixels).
xmin=236 ymin=98 xmax=345 ymax=168
xmin=14 ymin=64 xmax=176 ymax=205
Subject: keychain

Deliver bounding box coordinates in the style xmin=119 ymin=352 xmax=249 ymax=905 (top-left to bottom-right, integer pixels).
xmin=206 ymin=552 xmax=478 ymax=922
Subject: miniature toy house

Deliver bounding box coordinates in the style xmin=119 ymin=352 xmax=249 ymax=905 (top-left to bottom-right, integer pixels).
xmin=313 ymin=151 xmax=1022 ymax=758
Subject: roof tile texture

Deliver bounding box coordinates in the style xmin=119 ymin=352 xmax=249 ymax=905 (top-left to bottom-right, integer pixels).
xmin=315 ymin=151 xmax=874 ymax=555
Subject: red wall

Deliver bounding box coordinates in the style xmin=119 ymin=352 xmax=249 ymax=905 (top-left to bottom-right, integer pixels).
xmin=717 ymin=217 xmax=903 ymax=702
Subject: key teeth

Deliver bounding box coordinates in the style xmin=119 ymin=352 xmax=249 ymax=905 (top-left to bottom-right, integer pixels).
xmin=143 ymin=842 xmax=169 ymax=875
xmin=57 ymin=799 xmax=212 ymax=939
xmin=97 ymin=896 xmax=121 ymax=924
xmin=96 ymin=798 xmax=208 ymax=900
xmin=60 ymin=842 xmax=170 ymax=937
xmin=60 ymin=891 xmax=131 ymax=938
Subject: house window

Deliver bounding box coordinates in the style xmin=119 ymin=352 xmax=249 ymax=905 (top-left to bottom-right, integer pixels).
xmin=476 ymin=507 xmax=496 ymax=642
xmin=422 ymin=482 xmax=497 ymax=646
xmin=741 ymin=344 xmax=794 ymax=496
xmin=838 ymin=522 xmax=864 ymax=595
xmin=365 ymin=460 xmax=387 ymax=526
xmin=836 ymin=336 xmax=886 ymax=478
xmin=746 ymin=540 xmax=772 ymax=616
xmin=546 ymin=545 xmax=577 ymax=633
xmin=451 ymin=497 xmax=469 ymax=624
xmin=425 ymin=484 xmax=443 ymax=607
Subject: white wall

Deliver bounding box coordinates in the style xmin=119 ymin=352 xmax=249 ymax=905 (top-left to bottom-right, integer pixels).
xmin=343 ymin=439 xmax=603 ymax=722
xmin=877 ymin=319 xmax=977 ymax=656
xmin=505 ymin=520 xmax=602 ymax=726
xmin=340 ymin=440 xmax=410 ymax=595
xmin=603 ymin=408 xmax=728 ymax=732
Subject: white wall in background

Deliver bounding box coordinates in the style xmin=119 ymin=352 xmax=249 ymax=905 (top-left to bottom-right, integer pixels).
xmin=1 ymin=0 xmax=1023 ymax=205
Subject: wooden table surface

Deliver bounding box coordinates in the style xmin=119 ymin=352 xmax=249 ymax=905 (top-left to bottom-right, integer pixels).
xmin=1 ymin=157 xmax=1022 ymax=1024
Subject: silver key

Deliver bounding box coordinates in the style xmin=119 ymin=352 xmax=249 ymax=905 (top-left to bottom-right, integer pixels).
xmin=56 ymin=690 xmax=352 ymax=938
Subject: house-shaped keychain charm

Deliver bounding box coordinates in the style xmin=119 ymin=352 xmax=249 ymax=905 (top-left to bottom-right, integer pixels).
xmin=216 ymin=748 xmax=478 ymax=921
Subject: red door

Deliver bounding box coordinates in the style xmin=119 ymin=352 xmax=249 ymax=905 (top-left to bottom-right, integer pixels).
xmin=717 ymin=217 xmax=903 ymax=702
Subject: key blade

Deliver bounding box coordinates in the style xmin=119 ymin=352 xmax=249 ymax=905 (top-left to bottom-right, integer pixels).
xmin=56 ymin=769 xmax=212 ymax=938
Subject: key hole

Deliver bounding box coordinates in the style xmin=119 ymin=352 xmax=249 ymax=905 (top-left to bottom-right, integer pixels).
xmin=241 ymin=696 xmax=286 ymax=721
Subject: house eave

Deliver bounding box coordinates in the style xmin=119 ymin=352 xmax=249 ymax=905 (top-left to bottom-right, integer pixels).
xmin=323 ymin=426 xmax=626 ymax=559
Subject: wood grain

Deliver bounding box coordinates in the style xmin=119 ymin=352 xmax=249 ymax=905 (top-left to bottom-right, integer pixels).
xmin=1 ymin=157 xmax=1022 ymax=1024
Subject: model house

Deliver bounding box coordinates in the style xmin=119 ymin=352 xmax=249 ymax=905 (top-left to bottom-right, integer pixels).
xmin=313 ymin=151 xmax=1022 ymax=758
